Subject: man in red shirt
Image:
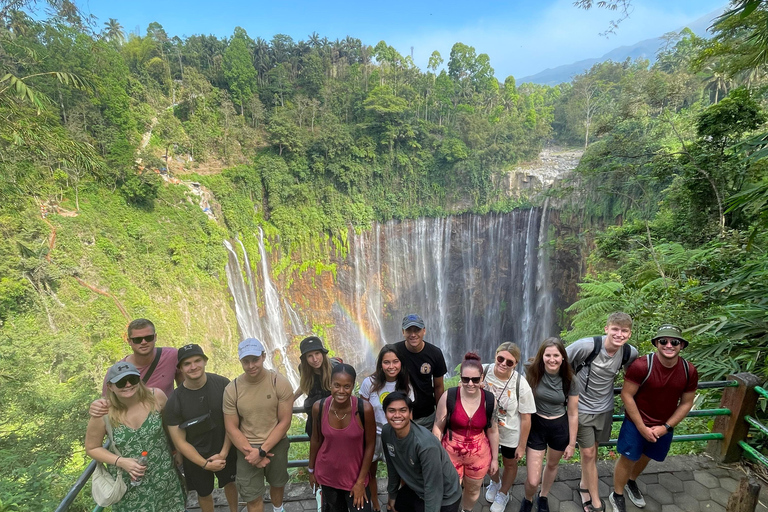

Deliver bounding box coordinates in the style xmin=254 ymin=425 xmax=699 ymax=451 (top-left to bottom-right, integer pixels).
xmin=608 ymin=325 xmax=698 ymax=512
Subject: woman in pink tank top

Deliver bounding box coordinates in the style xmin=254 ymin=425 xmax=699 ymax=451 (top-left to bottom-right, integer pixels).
xmin=433 ymin=353 xmax=499 ymax=512
xmin=309 ymin=364 xmax=377 ymax=512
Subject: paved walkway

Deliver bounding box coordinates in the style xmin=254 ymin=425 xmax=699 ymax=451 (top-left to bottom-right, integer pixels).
xmin=186 ymin=455 xmax=767 ymax=512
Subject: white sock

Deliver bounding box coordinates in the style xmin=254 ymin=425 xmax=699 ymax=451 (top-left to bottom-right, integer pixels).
xmin=273 ymin=506 xmax=284 ymax=512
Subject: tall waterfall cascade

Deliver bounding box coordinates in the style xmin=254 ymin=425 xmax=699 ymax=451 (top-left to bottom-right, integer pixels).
xmin=224 ymin=208 xmax=555 ymax=380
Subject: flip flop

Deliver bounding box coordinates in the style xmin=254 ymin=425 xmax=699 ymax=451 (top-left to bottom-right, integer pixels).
xmin=579 ymin=488 xmax=592 ymax=512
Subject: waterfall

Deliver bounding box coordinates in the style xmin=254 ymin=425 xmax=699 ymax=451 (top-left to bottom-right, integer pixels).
xmin=224 ymin=209 xmax=556 ymax=378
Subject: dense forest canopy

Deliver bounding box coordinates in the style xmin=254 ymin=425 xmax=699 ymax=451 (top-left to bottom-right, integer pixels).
xmin=2 ymin=0 xmax=768 ymax=510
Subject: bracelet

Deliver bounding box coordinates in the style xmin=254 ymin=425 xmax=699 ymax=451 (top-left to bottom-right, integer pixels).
xmin=115 ymin=456 xmax=121 ymax=466
xmin=307 ymin=468 xmax=314 ymax=473
xmin=203 ymin=460 xmax=209 ymax=468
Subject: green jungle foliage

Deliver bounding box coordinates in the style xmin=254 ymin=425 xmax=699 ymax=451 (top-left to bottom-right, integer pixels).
xmin=2 ymin=0 xmax=768 ymax=509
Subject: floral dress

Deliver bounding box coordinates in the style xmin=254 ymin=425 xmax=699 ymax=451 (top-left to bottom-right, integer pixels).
xmin=107 ymin=410 xmax=186 ymax=512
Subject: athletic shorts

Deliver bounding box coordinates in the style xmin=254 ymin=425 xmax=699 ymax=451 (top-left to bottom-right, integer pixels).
xmin=236 ymin=437 xmax=290 ymax=502
xmin=413 ymin=411 xmax=436 ymax=431
xmin=321 ymin=485 xmax=372 ymax=512
xmin=527 ymin=414 xmax=569 ymax=452
xmin=616 ymin=419 xmax=673 ymax=462
xmin=576 ymin=411 xmax=614 ymax=448
xmin=182 ymin=449 xmax=237 ymax=497
xmin=441 ymin=430 xmax=492 ymax=481
xmin=499 ymin=444 xmax=518 ymax=460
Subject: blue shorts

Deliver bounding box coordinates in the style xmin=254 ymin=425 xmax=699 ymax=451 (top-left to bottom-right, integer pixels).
xmin=616 ymin=419 xmax=673 ymax=462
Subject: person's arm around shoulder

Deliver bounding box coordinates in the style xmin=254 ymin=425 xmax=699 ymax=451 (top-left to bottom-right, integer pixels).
xmin=487 ymin=394 xmax=499 ymax=475
xmin=351 ymin=400 xmax=377 ymax=508
xmin=621 ymin=359 xmax=657 ymax=443
xmin=431 ymin=390 xmax=449 ymax=440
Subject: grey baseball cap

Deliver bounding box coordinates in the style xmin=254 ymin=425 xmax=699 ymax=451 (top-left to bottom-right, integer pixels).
xmin=106 ymin=361 xmax=141 ymax=383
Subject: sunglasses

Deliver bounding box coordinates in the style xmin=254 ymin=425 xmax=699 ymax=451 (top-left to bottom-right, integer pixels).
xmin=115 ymin=375 xmax=140 ymax=388
xmin=129 ymin=334 xmax=156 ymax=344
xmin=496 ymin=355 xmax=516 ymax=367
xmin=461 ymin=376 xmax=482 ymax=384
xmin=658 ymin=338 xmax=682 ymax=347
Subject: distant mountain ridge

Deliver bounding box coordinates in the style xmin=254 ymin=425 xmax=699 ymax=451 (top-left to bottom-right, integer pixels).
xmin=519 ymin=7 xmax=726 ymax=86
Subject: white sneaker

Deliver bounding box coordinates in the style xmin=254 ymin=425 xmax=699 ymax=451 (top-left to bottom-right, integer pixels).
xmin=490 ymin=491 xmax=510 ymax=512
xmin=485 ymin=479 xmax=501 ymax=502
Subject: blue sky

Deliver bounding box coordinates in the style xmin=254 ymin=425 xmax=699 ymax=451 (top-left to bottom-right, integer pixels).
xmin=81 ymin=0 xmax=726 ymax=79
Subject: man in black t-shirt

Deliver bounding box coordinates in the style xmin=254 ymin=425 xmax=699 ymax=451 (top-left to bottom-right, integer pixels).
xmin=394 ymin=314 xmax=447 ymax=430
xmin=165 ymin=344 xmax=238 ymax=512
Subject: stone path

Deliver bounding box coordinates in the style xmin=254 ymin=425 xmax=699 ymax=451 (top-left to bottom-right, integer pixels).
xmin=186 ymin=455 xmax=767 ymax=512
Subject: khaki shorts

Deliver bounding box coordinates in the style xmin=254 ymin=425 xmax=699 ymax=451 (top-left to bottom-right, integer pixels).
xmin=576 ymin=411 xmax=614 ymax=448
xmin=236 ymin=436 xmax=290 ymax=502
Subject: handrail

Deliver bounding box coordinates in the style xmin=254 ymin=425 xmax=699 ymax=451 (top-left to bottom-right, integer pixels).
xmin=55 ymin=378 xmax=742 ymax=511
xmin=738 ymin=386 xmax=768 ymax=468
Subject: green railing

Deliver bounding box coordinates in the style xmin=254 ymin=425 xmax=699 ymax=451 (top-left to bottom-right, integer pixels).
xmin=58 ymin=377 xmax=768 ymax=511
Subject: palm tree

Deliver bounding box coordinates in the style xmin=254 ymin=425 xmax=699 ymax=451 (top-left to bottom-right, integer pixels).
xmin=103 ymin=18 xmax=125 ymax=45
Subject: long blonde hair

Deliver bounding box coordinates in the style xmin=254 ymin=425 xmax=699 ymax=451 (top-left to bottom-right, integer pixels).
xmin=299 ymin=352 xmax=332 ymax=395
xmin=106 ymin=380 xmax=158 ymax=426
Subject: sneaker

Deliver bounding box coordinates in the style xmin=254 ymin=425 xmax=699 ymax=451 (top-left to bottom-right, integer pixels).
xmin=490 ymin=491 xmax=509 ymax=512
xmin=518 ymin=498 xmax=532 ymax=512
xmin=608 ymin=492 xmax=626 ymax=512
xmin=537 ymin=495 xmax=549 ymax=512
xmin=486 ymin=479 xmax=501 ymax=502
xmin=625 ymin=480 xmax=646 ymax=508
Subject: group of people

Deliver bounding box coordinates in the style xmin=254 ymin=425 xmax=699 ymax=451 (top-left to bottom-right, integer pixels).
xmin=85 ymin=312 xmax=698 ymax=512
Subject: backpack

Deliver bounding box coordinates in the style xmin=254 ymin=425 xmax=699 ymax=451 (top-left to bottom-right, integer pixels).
xmin=639 ymin=354 xmax=690 ymax=389
xmin=314 ymin=395 xmax=366 ymax=448
xmin=571 ymin=336 xmax=632 ymax=392
xmin=445 ymin=387 xmax=495 ymax=440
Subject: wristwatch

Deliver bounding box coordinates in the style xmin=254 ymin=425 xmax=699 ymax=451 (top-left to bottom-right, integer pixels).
xmin=664 ymin=423 xmax=672 ymax=431
xmin=259 ymin=447 xmax=267 ymax=458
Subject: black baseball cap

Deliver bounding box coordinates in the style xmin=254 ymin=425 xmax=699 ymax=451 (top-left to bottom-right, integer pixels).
xmin=177 ymin=344 xmax=208 ymax=367
xmin=300 ymin=336 xmax=328 ymax=358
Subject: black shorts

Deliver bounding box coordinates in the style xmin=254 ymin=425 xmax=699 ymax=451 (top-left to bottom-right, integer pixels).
xmin=321 ymin=485 xmax=372 ymax=512
xmin=499 ymin=445 xmax=518 ymax=459
xmin=527 ymin=414 xmax=569 ymax=452
xmin=182 ymin=449 xmax=237 ymax=497
xmin=394 ymin=484 xmax=461 ymax=512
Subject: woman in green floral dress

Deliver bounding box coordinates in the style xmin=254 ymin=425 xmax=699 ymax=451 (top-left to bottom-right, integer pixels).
xmin=86 ymin=361 xmax=186 ymax=511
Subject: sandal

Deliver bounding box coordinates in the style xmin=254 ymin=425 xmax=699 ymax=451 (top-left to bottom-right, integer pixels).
xmin=588 ymin=503 xmax=605 ymax=512
xmin=578 ymin=488 xmax=592 ymax=512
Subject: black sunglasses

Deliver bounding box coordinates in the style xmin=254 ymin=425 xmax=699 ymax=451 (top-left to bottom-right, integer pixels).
xmin=658 ymin=338 xmax=682 ymax=347
xmin=461 ymin=376 xmax=482 ymax=384
xmin=115 ymin=375 xmax=140 ymax=388
xmin=129 ymin=334 xmax=156 ymax=344
xmin=497 ymin=355 xmax=516 ymax=367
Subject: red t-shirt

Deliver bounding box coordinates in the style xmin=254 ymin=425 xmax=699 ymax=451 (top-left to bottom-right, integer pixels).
xmin=625 ymin=354 xmax=698 ymax=427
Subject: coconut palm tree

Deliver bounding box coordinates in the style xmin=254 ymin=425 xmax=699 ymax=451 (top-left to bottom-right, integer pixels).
xmin=103 ymin=18 xmax=125 ymax=45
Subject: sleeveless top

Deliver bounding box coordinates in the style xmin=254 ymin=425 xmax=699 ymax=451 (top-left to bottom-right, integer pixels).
xmin=315 ymin=396 xmax=369 ymax=490
xmin=449 ymin=389 xmax=487 ymax=437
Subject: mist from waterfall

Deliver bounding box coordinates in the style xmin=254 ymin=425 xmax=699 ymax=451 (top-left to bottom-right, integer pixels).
xmin=224 ymin=208 xmax=555 ymax=377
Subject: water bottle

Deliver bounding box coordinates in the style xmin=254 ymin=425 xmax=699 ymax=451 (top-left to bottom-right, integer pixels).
xmin=131 ymin=451 xmax=148 ymax=487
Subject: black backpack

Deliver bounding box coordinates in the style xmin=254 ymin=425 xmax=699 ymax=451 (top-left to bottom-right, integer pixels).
xmin=445 ymin=387 xmax=495 ymax=440
xmin=571 ymin=336 xmax=632 ymax=392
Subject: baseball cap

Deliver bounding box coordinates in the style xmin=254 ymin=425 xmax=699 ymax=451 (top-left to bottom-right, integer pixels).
xmin=106 ymin=361 xmax=141 ymax=383
xmin=402 ymin=314 xmax=425 ymax=330
xmin=177 ymin=344 xmax=208 ymax=367
xmin=300 ymin=336 xmax=328 ymax=357
xmin=652 ymin=324 xmax=689 ymax=348
xmin=238 ymin=338 xmax=266 ymax=359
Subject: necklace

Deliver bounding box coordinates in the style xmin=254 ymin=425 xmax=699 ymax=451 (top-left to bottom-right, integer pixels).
xmin=331 ymin=406 xmax=348 ymax=421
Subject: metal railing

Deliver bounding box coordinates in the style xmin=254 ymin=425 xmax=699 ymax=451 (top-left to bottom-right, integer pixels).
xmin=58 ymin=378 xmax=767 ymax=512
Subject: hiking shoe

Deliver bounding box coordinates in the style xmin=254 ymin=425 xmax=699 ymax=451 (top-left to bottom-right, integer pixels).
xmin=486 ymin=479 xmax=501 ymax=502
xmin=625 ymin=480 xmax=646 ymax=508
xmin=518 ymin=498 xmax=533 ymax=512
xmin=490 ymin=491 xmax=509 ymax=512
xmin=537 ymin=495 xmax=550 ymax=512
xmin=608 ymin=492 xmax=626 ymax=512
